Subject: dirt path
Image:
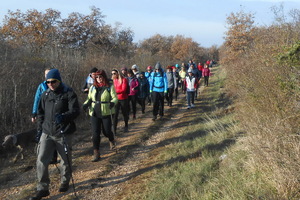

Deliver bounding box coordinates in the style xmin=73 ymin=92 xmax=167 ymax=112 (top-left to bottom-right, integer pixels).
xmin=0 ymin=86 xmax=206 ymax=200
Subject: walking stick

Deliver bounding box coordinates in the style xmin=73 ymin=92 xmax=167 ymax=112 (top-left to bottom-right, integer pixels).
xmin=110 ymin=108 xmax=115 ymax=138
xmin=62 ymin=133 xmax=78 ymax=198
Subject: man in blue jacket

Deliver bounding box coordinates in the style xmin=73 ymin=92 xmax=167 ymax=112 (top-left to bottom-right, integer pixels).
xmin=149 ymin=62 xmax=168 ymax=121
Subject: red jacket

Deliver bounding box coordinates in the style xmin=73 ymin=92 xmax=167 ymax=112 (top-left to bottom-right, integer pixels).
xmin=202 ymin=68 xmax=210 ymax=77
xmin=197 ymin=64 xmax=204 ymax=71
xmin=113 ymin=77 xmax=128 ymax=100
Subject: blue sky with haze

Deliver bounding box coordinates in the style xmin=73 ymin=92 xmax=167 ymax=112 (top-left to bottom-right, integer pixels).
xmin=0 ymin=0 xmax=299 ymax=47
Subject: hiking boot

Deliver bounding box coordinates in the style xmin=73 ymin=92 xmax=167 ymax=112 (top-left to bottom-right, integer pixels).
xmin=152 ymin=116 xmax=157 ymax=121
xmin=92 ymin=149 xmax=100 ymax=162
xmin=110 ymin=140 xmax=116 ymax=150
xmin=159 ymin=115 xmax=163 ymax=120
xmin=124 ymin=126 xmax=128 ymax=133
xmin=187 ymin=106 xmax=191 ymax=109
xmin=59 ymin=183 xmax=69 ymax=192
xmin=29 ymin=190 xmax=50 ymax=200
xmin=191 ymin=104 xmax=195 ymax=108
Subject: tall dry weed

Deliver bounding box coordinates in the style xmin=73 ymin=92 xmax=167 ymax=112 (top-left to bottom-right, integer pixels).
xmin=222 ymin=9 xmax=300 ymax=199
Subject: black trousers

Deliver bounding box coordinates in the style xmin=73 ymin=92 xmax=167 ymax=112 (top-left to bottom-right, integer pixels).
xmin=128 ymin=95 xmax=137 ymax=116
xmin=137 ymin=97 xmax=146 ymax=113
xmin=204 ymin=76 xmax=209 ymax=86
xmin=90 ymin=115 xmax=114 ymax=150
xmin=113 ymin=99 xmax=129 ymax=132
xmin=165 ymin=88 xmax=174 ymax=106
xmin=152 ymin=91 xmax=164 ymax=117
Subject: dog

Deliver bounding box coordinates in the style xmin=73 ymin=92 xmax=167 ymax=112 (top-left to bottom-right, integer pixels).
xmin=2 ymin=129 xmax=36 ymax=163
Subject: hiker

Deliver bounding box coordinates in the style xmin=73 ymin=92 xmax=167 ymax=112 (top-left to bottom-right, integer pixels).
xmin=31 ymin=68 xmax=58 ymax=165
xmin=202 ymin=63 xmax=211 ymax=86
xmin=31 ymin=68 xmax=51 ymax=123
xmin=82 ymin=70 xmax=118 ymax=162
xmin=30 ymin=69 xmax=80 ymax=200
xmin=165 ymin=65 xmax=177 ymax=107
xmin=111 ymin=69 xmax=129 ymax=133
xmin=137 ymin=72 xmax=150 ymax=114
xmin=188 ymin=63 xmax=202 ymax=100
xmin=179 ymin=66 xmax=187 ymax=93
xmin=81 ymin=67 xmax=98 ymax=94
xmin=121 ymin=67 xmax=128 ymax=77
xmin=145 ymin=66 xmax=154 ymax=105
xmin=173 ymin=66 xmax=180 ymax=101
xmin=184 ymin=68 xmax=198 ymax=109
xmin=149 ymin=62 xmax=168 ymax=120
xmin=131 ymin=64 xmax=140 ymax=78
xmin=127 ymin=69 xmax=139 ymax=119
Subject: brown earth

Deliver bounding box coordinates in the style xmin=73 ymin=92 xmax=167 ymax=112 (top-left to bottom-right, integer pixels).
xmin=0 ymin=84 xmax=211 ymax=200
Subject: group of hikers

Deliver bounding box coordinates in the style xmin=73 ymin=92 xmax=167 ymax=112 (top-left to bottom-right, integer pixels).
xmin=28 ymin=59 xmax=213 ymax=200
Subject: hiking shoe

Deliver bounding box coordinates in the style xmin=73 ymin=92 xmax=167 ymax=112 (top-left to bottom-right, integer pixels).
xmin=191 ymin=104 xmax=195 ymax=108
xmin=59 ymin=183 xmax=69 ymax=192
xmin=124 ymin=126 xmax=128 ymax=132
xmin=152 ymin=116 xmax=157 ymax=121
xmin=187 ymin=106 xmax=191 ymax=109
xmin=92 ymin=149 xmax=100 ymax=162
xmin=29 ymin=190 xmax=50 ymax=200
xmin=110 ymin=140 xmax=116 ymax=150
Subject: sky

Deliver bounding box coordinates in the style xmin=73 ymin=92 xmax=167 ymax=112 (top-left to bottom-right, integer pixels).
xmin=0 ymin=0 xmax=299 ymax=48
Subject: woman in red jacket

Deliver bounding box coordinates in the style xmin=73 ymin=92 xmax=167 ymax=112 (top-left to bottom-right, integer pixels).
xmin=112 ymin=69 xmax=129 ymax=133
xmin=202 ymin=64 xmax=211 ymax=86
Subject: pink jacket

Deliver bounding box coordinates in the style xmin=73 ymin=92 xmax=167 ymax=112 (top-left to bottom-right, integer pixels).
xmin=202 ymin=68 xmax=210 ymax=77
xmin=127 ymin=77 xmax=139 ymax=96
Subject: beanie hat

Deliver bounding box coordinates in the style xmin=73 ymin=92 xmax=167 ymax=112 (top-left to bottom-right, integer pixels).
xmin=175 ymin=64 xmax=179 ymax=68
xmin=188 ymin=68 xmax=193 ymax=73
xmin=131 ymin=64 xmax=138 ymax=70
xmin=46 ymin=69 xmax=62 ymax=82
xmin=154 ymin=62 xmax=162 ymax=70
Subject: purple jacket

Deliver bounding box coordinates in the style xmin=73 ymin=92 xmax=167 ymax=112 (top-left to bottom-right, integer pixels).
xmin=127 ymin=76 xmax=139 ymax=96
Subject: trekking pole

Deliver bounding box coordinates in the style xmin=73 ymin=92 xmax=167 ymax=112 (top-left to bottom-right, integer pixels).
xmin=110 ymin=108 xmax=115 ymax=138
xmin=62 ymin=133 xmax=78 ymax=198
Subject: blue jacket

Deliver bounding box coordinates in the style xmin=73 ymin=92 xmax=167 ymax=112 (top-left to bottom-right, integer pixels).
xmin=150 ymin=72 xmax=168 ymax=93
xmin=32 ymin=81 xmax=48 ymax=117
xmin=145 ymin=71 xmax=154 ymax=84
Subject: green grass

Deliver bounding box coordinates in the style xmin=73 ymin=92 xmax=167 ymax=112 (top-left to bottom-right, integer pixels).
xmin=125 ymin=66 xmax=283 ymax=200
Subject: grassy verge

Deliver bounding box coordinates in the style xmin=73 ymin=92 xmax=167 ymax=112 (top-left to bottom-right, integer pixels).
xmin=122 ymin=65 xmax=280 ymax=200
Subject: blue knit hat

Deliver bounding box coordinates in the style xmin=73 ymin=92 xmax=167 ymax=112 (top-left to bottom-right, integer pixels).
xmin=46 ymin=69 xmax=62 ymax=82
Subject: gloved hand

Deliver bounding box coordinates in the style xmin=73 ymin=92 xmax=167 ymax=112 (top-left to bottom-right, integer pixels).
xmin=55 ymin=113 xmax=64 ymax=125
xmin=109 ymin=102 xmax=115 ymax=109
xmin=82 ymin=103 xmax=89 ymax=112
xmin=35 ymin=130 xmax=42 ymax=143
xmin=83 ymin=99 xmax=92 ymax=112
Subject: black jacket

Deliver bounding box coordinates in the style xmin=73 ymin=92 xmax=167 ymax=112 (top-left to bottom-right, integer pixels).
xmin=37 ymin=83 xmax=80 ymax=136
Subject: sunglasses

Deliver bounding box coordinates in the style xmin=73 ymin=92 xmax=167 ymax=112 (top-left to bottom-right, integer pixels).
xmin=46 ymin=80 xmax=57 ymax=84
xmin=111 ymin=72 xmax=117 ymax=75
